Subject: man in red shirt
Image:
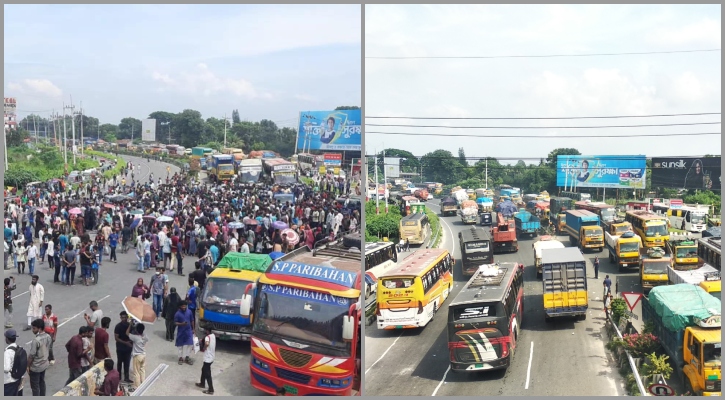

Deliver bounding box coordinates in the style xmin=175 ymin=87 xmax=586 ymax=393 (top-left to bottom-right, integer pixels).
xmin=43 ymin=304 xmax=59 ymax=365
xmin=94 ymin=359 xmax=120 ymax=396
xmin=94 ymin=317 xmax=111 ymax=364
xmin=171 ymin=232 xmax=183 ymax=276
xmin=65 ymin=327 xmax=86 ymax=384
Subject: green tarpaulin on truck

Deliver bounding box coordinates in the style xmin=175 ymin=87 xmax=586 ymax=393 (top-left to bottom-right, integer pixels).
xmin=215 ymin=253 xmax=272 ymax=273
xmin=648 ymin=284 xmax=721 ymax=332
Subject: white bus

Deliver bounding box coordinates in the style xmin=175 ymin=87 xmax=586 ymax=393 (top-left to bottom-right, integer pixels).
xmin=668 ymin=206 xmax=708 ymax=233
xmin=296 ymin=153 xmax=316 ymax=174
xmin=364 ymin=241 xmax=398 ymax=280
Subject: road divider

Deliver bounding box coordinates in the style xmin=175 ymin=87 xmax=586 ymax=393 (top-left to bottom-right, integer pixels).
xmin=53 ymin=360 xmax=106 ymax=396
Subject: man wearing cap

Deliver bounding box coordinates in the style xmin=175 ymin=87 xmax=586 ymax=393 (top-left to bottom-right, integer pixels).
xmin=4 ymin=329 xmax=23 ymax=396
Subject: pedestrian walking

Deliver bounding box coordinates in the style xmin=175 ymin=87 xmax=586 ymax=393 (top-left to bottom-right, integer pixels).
xmin=195 ymin=327 xmax=215 ymax=395
xmin=113 ymin=312 xmax=133 ymax=384
xmin=27 ymin=242 xmax=37 ymax=276
xmin=25 ymin=275 xmax=44 ymax=331
xmin=14 ymin=243 xmax=26 ymax=275
xmin=150 ymin=267 xmax=168 ymax=318
xmin=4 ymin=329 xmax=26 ymax=396
xmin=42 ymin=305 xmax=58 ymax=365
xmin=175 ymin=300 xmax=195 ymax=366
xmin=127 ymin=320 xmax=147 ymax=389
xmin=28 ymin=318 xmax=51 ymax=396
xmin=4 ymin=277 xmax=16 ymax=328
xmin=163 ymin=288 xmax=181 ymax=342
xmin=593 ymin=256 xmax=600 ymax=279
xmin=603 ymin=275 xmax=612 ymax=299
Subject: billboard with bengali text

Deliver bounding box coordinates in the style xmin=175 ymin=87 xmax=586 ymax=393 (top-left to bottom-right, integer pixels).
xmin=556 ymin=155 xmax=647 ymax=189
xmin=141 ymin=119 xmax=156 ymax=142
xmin=651 ymin=157 xmax=721 ymax=190
xmin=298 ymin=110 xmax=361 ymax=151
xmin=323 ymin=153 xmax=342 ymax=166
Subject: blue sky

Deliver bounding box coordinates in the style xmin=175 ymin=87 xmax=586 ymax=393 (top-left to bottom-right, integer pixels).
xmin=365 ymin=4 xmax=720 ymax=160
xmin=4 ymin=4 xmax=361 ymax=128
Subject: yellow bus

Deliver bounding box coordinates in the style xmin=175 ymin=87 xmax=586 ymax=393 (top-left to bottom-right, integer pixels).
xmin=376 ymin=248 xmax=454 ymax=330
xmin=625 ymin=210 xmax=670 ymax=248
xmin=399 ymin=212 xmax=430 ymax=245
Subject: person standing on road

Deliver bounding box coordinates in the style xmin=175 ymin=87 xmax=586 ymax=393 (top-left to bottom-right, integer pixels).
xmin=42 ymin=305 xmax=58 ymax=365
xmin=175 ymin=300 xmax=195 ymax=366
xmin=27 ymin=241 xmax=37 ymax=276
xmin=114 ymin=312 xmax=133 ymax=384
xmin=4 ymin=329 xmax=24 ymax=396
xmin=150 ymin=267 xmax=168 ymax=318
xmin=4 ymin=277 xmax=16 ymax=328
xmin=25 ymin=275 xmax=44 ymax=331
xmin=163 ymin=288 xmax=181 ymax=342
xmin=28 ymin=318 xmax=51 ymax=396
xmin=62 ymin=244 xmax=77 ymax=286
xmin=603 ymin=275 xmax=612 ymax=298
xmin=94 ymin=318 xmax=111 ymax=364
xmin=127 ymin=320 xmax=147 ymax=389
xmin=593 ymin=256 xmax=600 ymax=279
xmin=171 ymin=231 xmax=184 ymax=275
xmin=64 ymin=327 xmax=85 ymax=385
xmin=195 ymin=326 xmax=215 ymax=395
xmin=109 ymin=229 xmax=118 ymax=263
xmin=85 ymin=300 xmax=104 ymax=332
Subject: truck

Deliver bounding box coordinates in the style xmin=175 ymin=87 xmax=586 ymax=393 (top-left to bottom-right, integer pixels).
xmin=541 ymin=247 xmax=588 ymax=322
xmin=440 ymin=196 xmax=458 ymax=216
xmin=563 ymin=210 xmax=604 ymax=252
xmin=453 ymin=189 xmax=469 ymax=205
xmin=459 ymin=200 xmax=479 ymax=224
xmin=669 ymin=265 xmax=721 ymax=297
xmin=513 ymin=208 xmax=541 ymax=237
xmin=239 ymin=158 xmax=263 ymax=183
xmin=667 ymin=235 xmax=700 ymax=270
xmin=640 ymin=247 xmax=671 ymax=292
xmin=492 ymin=213 xmax=518 ymax=253
xmin=191 ymin=146 xmax=206 ymax=157
xmin=208 ymin=154 xmax=236 ymax=182
xmin=642 ymin=285 xmax=721 ymax=396
xmin=604 ymin=221 xmax=642 ymax=271
xmin=476 ymin=197 xmax=494 ymax=226
xmin=533 ymin=235 xmax=565 ymax=279
xmin=549 ymin=197 xmax=573 ymax=234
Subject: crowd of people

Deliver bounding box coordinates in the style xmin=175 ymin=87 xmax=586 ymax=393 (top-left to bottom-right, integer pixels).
xmin=4 ymin=155 xmax=361 ymax=396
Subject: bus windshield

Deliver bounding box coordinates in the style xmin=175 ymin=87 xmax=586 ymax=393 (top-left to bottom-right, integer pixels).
xmin=600 ymin=209 xmax=616 ymax=222
xmin=219 ymin=164 xmax=234 ymax=171
xmin=274 ymin=173 xmax=297 ymax=185
xmin=643 ymin=260 xmax=669 ymax=274
xmin=240 ymin=170 xmax=261 ymax=183
xmin=202 ymin=278 xmax=252 ymax=307
xmin=690 ymin=214 xmax=705 ymax=224
xmin=676 ymin=247 xmax=698 ymax=259
xmin=619 ymin=242 xmax=639 ymax=253
xmin=614 ymin=225 xmax=630 ymax=235
xmin=645 ymin=224 xmax=668 ymax=237
xmin=254 ymin=285 xmax=352 ymax=357
xmin=585 ymin=228 xmax=603 ymax=237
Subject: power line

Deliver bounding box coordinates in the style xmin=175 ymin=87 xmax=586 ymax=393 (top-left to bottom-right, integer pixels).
xmin=366 ymin=49 xmax=721 ymax=59
xmin=365 ymin=112 xmax=721 ymax=120
xmin=366 ymin=131 xmax=721 ymax=138
xmin=366 ymin=122 xmax=720 ymax=129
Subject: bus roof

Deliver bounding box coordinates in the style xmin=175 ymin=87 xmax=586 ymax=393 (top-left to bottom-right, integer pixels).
xmin=365 ymin=241 xmax=396 ymax=255
xmin=382 ymin=248 xmax=448 ymax=278
xmin=449 ymin=262 xmax=520 ymax=306
xmin=458 ymin=227 xmax=492 ymax=243
xmin=401 ymin=213 xmax=428 ymax=222
xmin=575 ymin=201 xmax=614 ymax=210
xmin=626 ymin=210 xmax=668 ymax=221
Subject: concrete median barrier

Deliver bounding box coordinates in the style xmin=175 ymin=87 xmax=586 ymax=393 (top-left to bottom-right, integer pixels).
xmin=53 ymin=361 xmax=106 ymax=396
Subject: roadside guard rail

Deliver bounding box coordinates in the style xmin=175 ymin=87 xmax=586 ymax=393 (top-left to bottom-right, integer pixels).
xmin=610 ymin=310 xmax=649 ymax=396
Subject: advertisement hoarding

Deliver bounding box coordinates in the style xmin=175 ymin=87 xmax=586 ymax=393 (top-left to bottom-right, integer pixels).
xmin=323 ymin=153 xmax=343 ymax=167
xmin=141 ymin=119 xmax=156 ymax=142
xmin=298 ymin=110 xmax=361 ymax=151
xmin=557 ymin=155 xmax=647 ymax=189
xmin=651 ymin=157 xmax=721 ymax=191
xmin=384 ymin=157 xmax=401 ymax=178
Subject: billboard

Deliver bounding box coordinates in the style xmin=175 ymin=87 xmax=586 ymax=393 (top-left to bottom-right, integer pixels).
xmin=141 ymin=119 xmax=156 ymax=142
xmin=557 ymin=155 xmax=647 ymax=189
xmin=298 ymin=110 xmax=361 ymax=151
xmin=651 ymin=157 xmax=721 ymax=190
xmin=323 ymin=153 xmax=342 ymax=167
xmin=384 ymin=157 xmax=401 ymax=178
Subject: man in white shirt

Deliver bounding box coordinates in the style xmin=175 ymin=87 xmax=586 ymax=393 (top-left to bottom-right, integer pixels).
xmin=4 ymin=329 xmax=23 ymax=395
xmin=195 ymin=327 xmax=215 ymax=395
xmin=228 ymin=237 xmax=238 ymax=253
xmin=239 ymin=238 xmax=250 ymax=254
xmin=27 ymin=242 xmax=38 ymax=276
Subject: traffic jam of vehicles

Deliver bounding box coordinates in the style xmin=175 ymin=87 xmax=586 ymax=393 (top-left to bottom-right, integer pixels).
xmin=364 ymin=180 xmax=720 ymax=396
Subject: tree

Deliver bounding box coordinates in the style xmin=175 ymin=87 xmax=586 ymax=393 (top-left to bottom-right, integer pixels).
xmin=334 ymin=106 xmax=360 ymax=110
xmin=118 ymin=117 xmax=142 ymax=140
xmin=98 ymin=124 xmax=119 ymax=142
xmin=173 ymin=109 xmax=206 ymax=148
xmin=376 ymin=148 xmax=420 ymax=176
xmin=232 ymin=109 xmax=241 ymax=124
xmin=420 ymin=150 xmax=464 ymax=184
xmin=148 ymin=111 xmax=176 ymax=143
xmin=6 ymin=127 xmax=30 ymax=147
xmin=458 ymin=147 xmax=467 ymax=168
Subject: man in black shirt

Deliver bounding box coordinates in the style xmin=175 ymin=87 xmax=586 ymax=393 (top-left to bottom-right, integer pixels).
xmin=113 ymin=311 xmax=133 ymax=383
xmin=189 ymin=263 xmax=207 ymax=290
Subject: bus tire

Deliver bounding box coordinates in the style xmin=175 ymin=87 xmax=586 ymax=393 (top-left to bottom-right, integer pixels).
xmin=579 ymin=313 xmax=587 ymax=321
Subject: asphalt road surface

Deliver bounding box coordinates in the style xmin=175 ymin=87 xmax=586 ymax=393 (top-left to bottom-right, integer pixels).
xmin=5 ymin=155 xmax=265 ymax=396
xmin=364 ymin=199 xmax=630 ymax=396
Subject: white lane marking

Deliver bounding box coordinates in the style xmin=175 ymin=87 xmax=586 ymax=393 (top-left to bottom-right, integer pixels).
xmin=431 ymin=365 xmax=451 ymax=396
xmin=12 ymin=290 xmax=29 ymax=299
xmin=365 ymin=331 xmax=403 ymax=375
xmin=525 ymin=341 xmax=534 ymax=389
xmin=24 ymin=294 xmax=111 ymax=345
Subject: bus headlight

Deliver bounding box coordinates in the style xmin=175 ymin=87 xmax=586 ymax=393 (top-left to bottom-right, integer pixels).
xmin=252 ymin=357 xmax=269 ymax=371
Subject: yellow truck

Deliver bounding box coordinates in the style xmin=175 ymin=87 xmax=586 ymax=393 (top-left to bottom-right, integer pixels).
xmin=542 ymin=247 xmax=588 ymax=322
xmin=604 ymin=221 xmax=642 ymax=271
xmin=563 ymin=209 xmax=604 ymax=253
xmin=640 ymin=247 xmax=671 ymax=292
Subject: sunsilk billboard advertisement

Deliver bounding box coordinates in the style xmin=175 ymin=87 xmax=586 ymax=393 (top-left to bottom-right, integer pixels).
xmin=557 ymin=155 xmax=647 ymax=189
xmin=298 ymin=110 xmax=361 ymax=151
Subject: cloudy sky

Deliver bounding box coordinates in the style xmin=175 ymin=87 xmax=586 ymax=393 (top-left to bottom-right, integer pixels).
xmin=365 ymin=4 xmax=721 ymax=163
xmin=4 ymin=4 xmax=361 ymax=128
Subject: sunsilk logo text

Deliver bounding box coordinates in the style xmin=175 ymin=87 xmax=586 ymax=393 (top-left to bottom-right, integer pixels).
xmin=657 ymin=160 xmax=687 ymax=169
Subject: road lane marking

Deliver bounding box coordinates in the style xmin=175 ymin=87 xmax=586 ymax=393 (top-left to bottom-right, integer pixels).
xmin=12 ymin=290 xmax=29 ymax=299
xmin=365 ymin=331 xmax=403 ymax=375
xmin=525 ymin=341 xmax=534 ymax=389
xmin=431 ymin=365 xmax=451 ymax=396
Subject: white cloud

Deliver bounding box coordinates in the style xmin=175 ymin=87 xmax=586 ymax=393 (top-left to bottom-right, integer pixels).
xmin=152 ymin=63 xmax=270 ymax=99
xmin=423 ymin=105 xmax=470 ymax=118
xmin=646 ymin=18 xmax=721 ymax=47
xmin=294 ymin=94 xmax=316 ymax=102
xmin=7 ymin=79 xmax=63 ymax=97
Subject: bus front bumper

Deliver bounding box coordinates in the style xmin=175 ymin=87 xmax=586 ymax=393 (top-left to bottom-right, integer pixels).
xmin=451 ymin=357 xmax=509 ymax=372
xmin=250 ymin=363 xmax=352 ymax=396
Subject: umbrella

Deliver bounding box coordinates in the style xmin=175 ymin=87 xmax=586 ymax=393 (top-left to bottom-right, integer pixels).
xmin=69 ymin=207 xmax=82 ymax=215
xmin=130 ymin=218 xmax=141 ymax=230
xmin=228 ymin=222 xmax=243 ymax=229
xmin=143 ymin=215 xmax=157 ymax=220
xmin=157 ymin=216 xmax=173 ymax=223
xmin=269 ymin=251 xmax=285 ymax=260
xmin=130 ymin=209 xmax=144 ymax=215
xmin=121 ymin=296 xmax=157 ymax=324
xmin=272 ymin=221 xmax=288 ymax=230
xmin=163 ymin=210 xmax=176 ymax=217
xmin=282 ymin=228 xmax=300 ymax=246
xmin=37 ymin=207 xmax=49 ymax=214
xmin=103 ymin=203 xmax=115 ymax=209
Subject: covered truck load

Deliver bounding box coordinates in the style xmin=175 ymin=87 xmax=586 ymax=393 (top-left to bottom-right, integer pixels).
xmin=648 ymin=284 xmax=721 ymax=332
xmin=460 ymin=200 xmax=479 ymax=225
xmin=453 ymin=189 xmax=469 ymax=205
xmin=440 ymin=196 xmax=458 ymax=216
xmin=476 ymin=197 xmax=494 ymax=211
xmin=514 ymin=208 xmax=540 ymax=237
xmin=495 ymin=199 xmax=518 ymax=219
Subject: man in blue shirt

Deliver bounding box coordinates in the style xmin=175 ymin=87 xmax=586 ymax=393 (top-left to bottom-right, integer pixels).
xmin=59 ymin=233 xmax=68 ymax=254
xmin=186 ymin=277 xmax=198 ymax=313
xmin=109 ymin=230 xmax=119 ymax=263
xmin=208 ymin=239 xmax=219 ymax=267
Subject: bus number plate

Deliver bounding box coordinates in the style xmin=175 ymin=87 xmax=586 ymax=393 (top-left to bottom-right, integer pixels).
xmin=283 ymin=385 xmax=298 ymax=395
xmin=475 ymin=363 xmax=483 ymax=369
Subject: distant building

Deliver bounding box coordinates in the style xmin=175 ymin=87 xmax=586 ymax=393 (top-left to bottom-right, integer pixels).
xmin=4 ymin=97 xmax=17 ymax=131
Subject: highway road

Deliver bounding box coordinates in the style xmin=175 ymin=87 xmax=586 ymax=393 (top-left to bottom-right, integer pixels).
xmin=364 ymin=199 xmax=632 ymax=396
xmin=5 ymin=155 xmax=266 ymax=396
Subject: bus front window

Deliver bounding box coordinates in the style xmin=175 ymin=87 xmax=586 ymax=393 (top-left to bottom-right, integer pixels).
xmin=676 ymin=247 xmax=698 ymax=259
xmin=691 ymin=214 xmax=705 ymax=224
xmin=643 ymin=261 xmax=669 ymax=274
xmin=645 ymin=224 xmax=668 ymax=237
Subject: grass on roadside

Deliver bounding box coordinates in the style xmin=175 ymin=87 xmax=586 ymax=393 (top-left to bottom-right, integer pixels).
xmin=86 ymin=150 xmax=127 ymax=179
xmin=425 ymin=207 xmax=443 ymax=248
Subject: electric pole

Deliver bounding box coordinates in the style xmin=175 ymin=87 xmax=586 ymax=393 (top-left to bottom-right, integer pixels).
xmin=222 ymin=114 xmax=231 ymax=149
xmin=75 ymin=101 xmax=84 ymax=156
xmin=65 ymin=99 xmax=76 ymax=165
xmin=32 ymin=114 xmax=38 ymax=145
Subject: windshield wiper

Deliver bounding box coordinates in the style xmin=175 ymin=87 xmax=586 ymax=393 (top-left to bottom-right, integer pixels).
xmin=268 ymin=318 xmax=293 ymax=344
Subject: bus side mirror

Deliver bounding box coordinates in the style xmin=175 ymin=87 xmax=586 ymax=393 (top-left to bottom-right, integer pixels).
xmin=240 ymin=294 xmax=252 ymax=318
xmin=342 ymin=316 xmax=355 ymax=341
